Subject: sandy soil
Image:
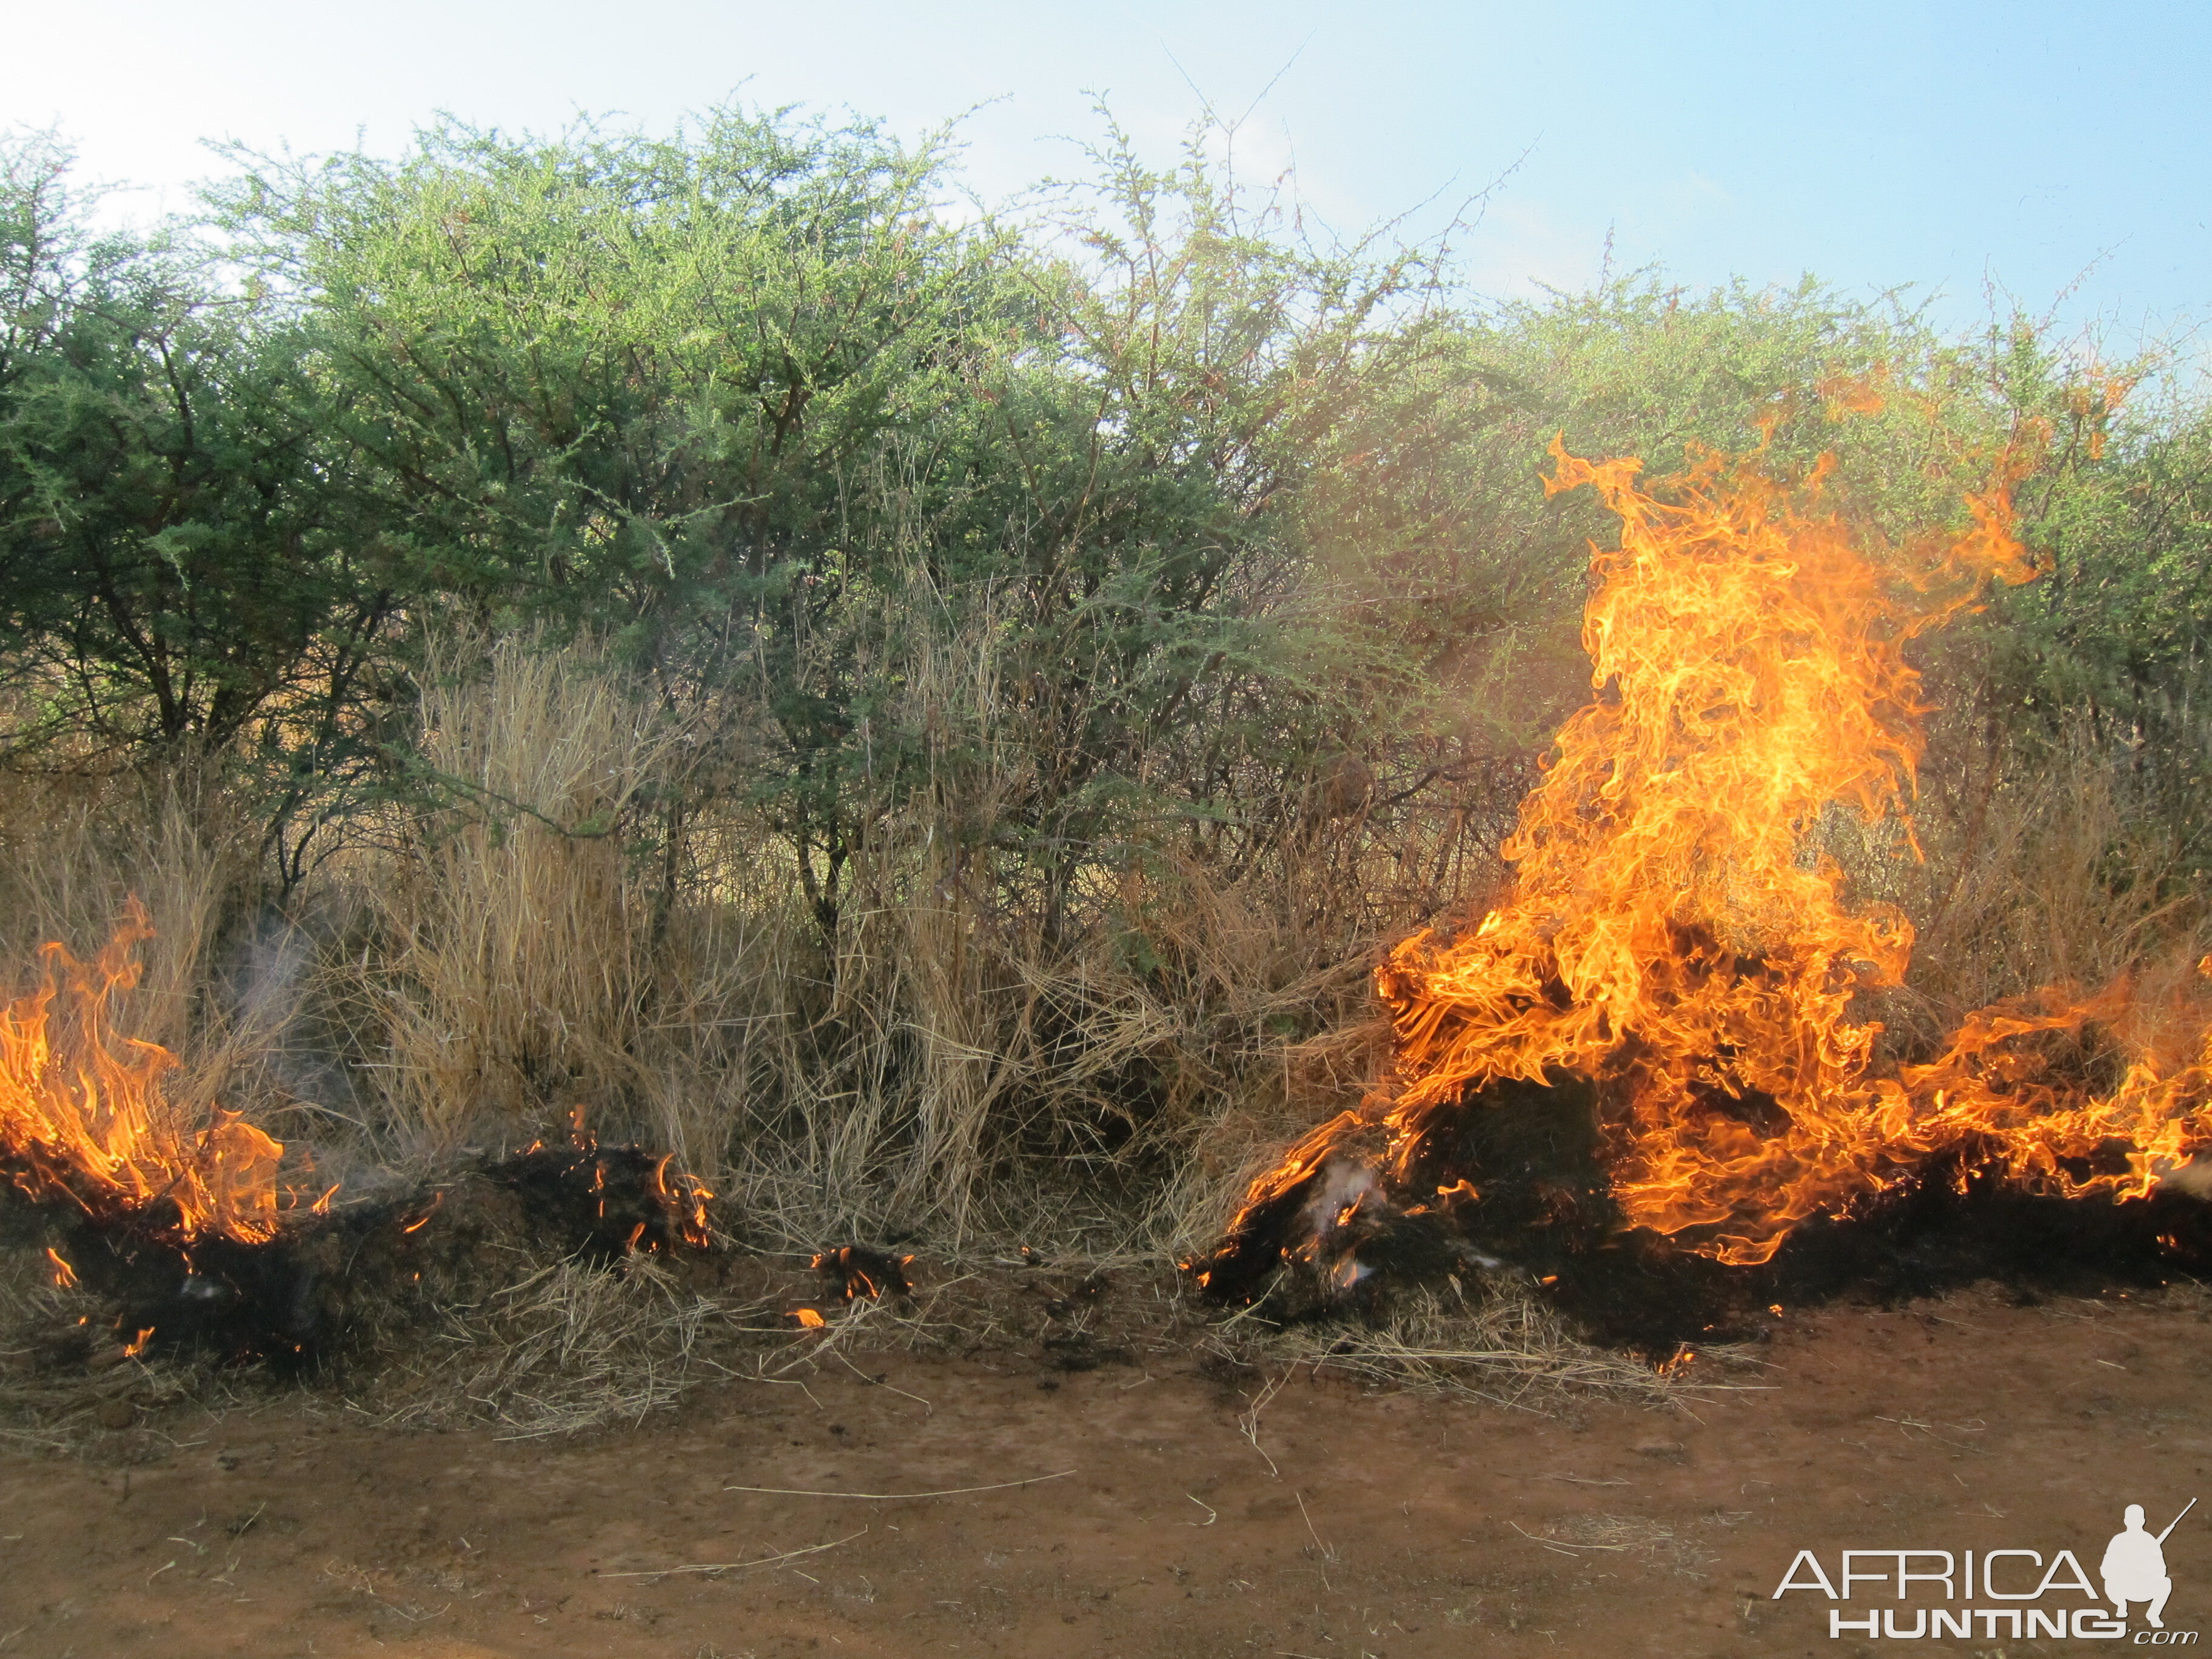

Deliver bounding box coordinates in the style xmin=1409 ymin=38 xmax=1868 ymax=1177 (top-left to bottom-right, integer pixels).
xmin=3 ymin=1282 xmax=2210 ymax=1658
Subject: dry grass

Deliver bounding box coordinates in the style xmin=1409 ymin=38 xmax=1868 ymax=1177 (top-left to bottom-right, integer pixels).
xmin=239 ymin=619 xmax=1413 ymax=1258
xmin=1212 ymin=1283 xmax=1720 ymax=1414
xmin=1835 ymin=719 xmax=2212 ymax=1067
xmin=0 ymin=605 xmax=1494 ymax=1274
xmin=355 ymin=630 xmax=699 ymax=1156
xmin=3 ymin=623 xmax=2211 ymax=1440
xmin=0 ymin=1233 xmax=224 ymax=1455
xmin=367 ymin=1256 xmax=719 ymax=1439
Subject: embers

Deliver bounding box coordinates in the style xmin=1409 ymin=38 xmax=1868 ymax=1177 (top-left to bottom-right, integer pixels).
xmin=783 ymin=1244 xmax=914 ymax=1327
xmin=481 ymin=1115 xmax=714 ymax=1262
xmin=4 ymin=1184 xmax=326 ymax=1371
xmin=1188 ymin=1067 xmax=2212 ymax=1355
xmin=812 ymin=1245 xmax=914 ymax=1302
xmin=1185 ymin=1150 xmax=1507 ymax=1323
xmin=7 ymin=1118 xmax=722 ymax=1373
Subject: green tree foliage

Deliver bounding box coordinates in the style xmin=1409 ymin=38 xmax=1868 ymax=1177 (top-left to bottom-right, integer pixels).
xmin=5 ymin=106 xmax=2210 ymax=917
xmin=0 ymin=135 xmax=397 ymax=883
xmin=212 ymin=109 xmax=1004 ymax=917
xmin=200 ymin=110 xmax=1506 ymax=941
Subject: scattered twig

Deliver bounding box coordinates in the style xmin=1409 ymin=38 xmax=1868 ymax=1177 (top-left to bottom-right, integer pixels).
xmin=828 ymin=1348 xmax=933 ymax=1415
xmin=1508 ymin=1520 xmax=1633 ymax=1552
xmin=723 ymin=1470 xmax=1074 ymax=1501
xmin=1238 ymin=1372 xmax=1284 ymax=1478
xmin=1294 ymin=1489 xmax=1339 ymax=1589
xmin=226 ymin=1501 xmax=268 ymax=1538
xmin=598 ymin=1528 xmax=867 ymax=1580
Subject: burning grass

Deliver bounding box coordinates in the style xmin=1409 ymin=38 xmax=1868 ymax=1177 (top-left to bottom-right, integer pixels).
xmin=0 ymin=895 xmax=290 ymax=1244
xmin=5 ymin=419 xmax=2212 ymax=1441
xmin=1196 ymin=431 xmax=2212 ymax=1331
xmin=0 ymin=1178 xmax=1698 ymax=1460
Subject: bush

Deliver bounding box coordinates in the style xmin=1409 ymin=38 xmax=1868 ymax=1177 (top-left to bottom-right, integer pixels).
xmin=0 ymin=107 xmax=2207 ymax=1255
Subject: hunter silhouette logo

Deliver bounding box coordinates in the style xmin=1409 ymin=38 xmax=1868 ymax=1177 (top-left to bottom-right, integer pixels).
xmin=2107 ymin=1500 xmax=2194 ymax=1630
xmin=1774 ymin=1498 xmax=2200 ymax=1641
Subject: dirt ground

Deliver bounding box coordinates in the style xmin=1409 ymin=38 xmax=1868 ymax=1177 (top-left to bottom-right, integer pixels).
xmin=3 ymin=1281 xmax=2210 ymax=1659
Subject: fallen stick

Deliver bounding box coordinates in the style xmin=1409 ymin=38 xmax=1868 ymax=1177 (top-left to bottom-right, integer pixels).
xmin=597 ymin=1528 xmax=868 ymax=1578
xmin=723 ymin=1470 xmax=1076 ymax=1500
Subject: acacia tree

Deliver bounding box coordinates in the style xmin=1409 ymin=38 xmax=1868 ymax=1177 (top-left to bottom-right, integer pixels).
xmin=212 ymin=109 xmax=1024 ymax=925
xmin=208 ymin=109 xmax=1501 ymax=942
xmin=0 ymin=135 xmax=398 ymax=883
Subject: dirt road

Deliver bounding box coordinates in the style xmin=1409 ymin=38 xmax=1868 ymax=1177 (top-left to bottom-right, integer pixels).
xmin=4 ymin=1284 xmax=2208 ymax=1657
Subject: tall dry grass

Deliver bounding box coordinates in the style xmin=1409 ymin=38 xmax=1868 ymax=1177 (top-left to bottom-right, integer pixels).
xmin=5 ymin=617 xmax=2207 ymax=1277
xmin=1843 ymin=716 xmax=2212 ymax=1068
xmin=192 ymin=608 xmax=1427 ymax=1253
xmin=354 ymin=630 xmax=693 ymax=1156
xmin=0 ymin=766 xmax=287 ymax=1131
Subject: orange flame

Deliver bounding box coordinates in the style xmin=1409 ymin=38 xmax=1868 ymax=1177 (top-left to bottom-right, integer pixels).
xmin=45 ymin=1247 xmax=75 ymax=1287
xmin=792 ymin=1307 xmax=826 ymax=1329
xmin=649 ymin=1151 xmax=714 ymax=1251
xmin=1227 ymin=437 xmax=2212 ymax=1269
xmin=400 ymin=1193 xmax=443 ymax=1234
xmin=0 ymin=900 xmax=287 ymax=1243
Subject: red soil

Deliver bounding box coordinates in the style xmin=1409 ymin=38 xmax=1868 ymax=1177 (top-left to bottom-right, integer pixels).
xmin=3 ymin=1284 xmax=2209 ymax=1657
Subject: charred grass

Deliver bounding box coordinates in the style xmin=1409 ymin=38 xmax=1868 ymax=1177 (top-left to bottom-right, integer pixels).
xmin=0 ymin=1209 xmax=1716 ymax=1466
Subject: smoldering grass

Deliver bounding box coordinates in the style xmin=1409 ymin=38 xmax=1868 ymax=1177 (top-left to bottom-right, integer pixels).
xmin=0 ymin=1245 xmax=223 ymax=1453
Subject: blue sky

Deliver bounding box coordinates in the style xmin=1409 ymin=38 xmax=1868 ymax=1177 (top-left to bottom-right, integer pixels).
xmin=12 ymin=0 xmax=2208 ymax=352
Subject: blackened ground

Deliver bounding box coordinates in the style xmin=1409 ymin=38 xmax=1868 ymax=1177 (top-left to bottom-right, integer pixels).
xmin=478 ymin=1136 xmax=707 ymax=1259
xmin=813 ymin=1244 xmax=916 ymax=1302
xmin=0 ymin=1135 xmax=717 ymax=1373
xmin=1191 ymin=1073 xmax=2212 ymax=1355
xmin=0 ymin=1184 xmax=326 ymax=1372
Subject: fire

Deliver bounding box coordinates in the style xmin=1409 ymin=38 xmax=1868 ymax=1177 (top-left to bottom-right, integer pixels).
xmin=812 ymin=1245 xmax=914 ymax=1301
xmin=649 ymin=1151 xmax=714 ymax=1252
xmin=0 ymin=900 xmax=287 ymax=1243
xmin=1214 ymin=434 xmax=2212 ymax=1276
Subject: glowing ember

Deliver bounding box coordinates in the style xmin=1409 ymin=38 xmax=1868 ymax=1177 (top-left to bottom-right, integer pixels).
xmin=1209 ymin=434 xmax=2212 ymax=1279
xmin=649 ymin=1152 xmax=714 ymax=1253
xmin=0 ymin=900 xmax=288 ymax=1243
xmin=813 ymin=1245 xmax=914 ymax=1301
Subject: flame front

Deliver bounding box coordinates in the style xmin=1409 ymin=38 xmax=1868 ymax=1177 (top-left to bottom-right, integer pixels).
xmin=0 ymin=900 xmax=284 ymax=1243
xmin=1223 ymin=436 xmax=2212 ymax=1272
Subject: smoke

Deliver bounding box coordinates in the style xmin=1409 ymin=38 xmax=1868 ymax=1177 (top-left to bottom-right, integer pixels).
xmin=2157 ymin=1158 xmax=2212 ymax=1200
